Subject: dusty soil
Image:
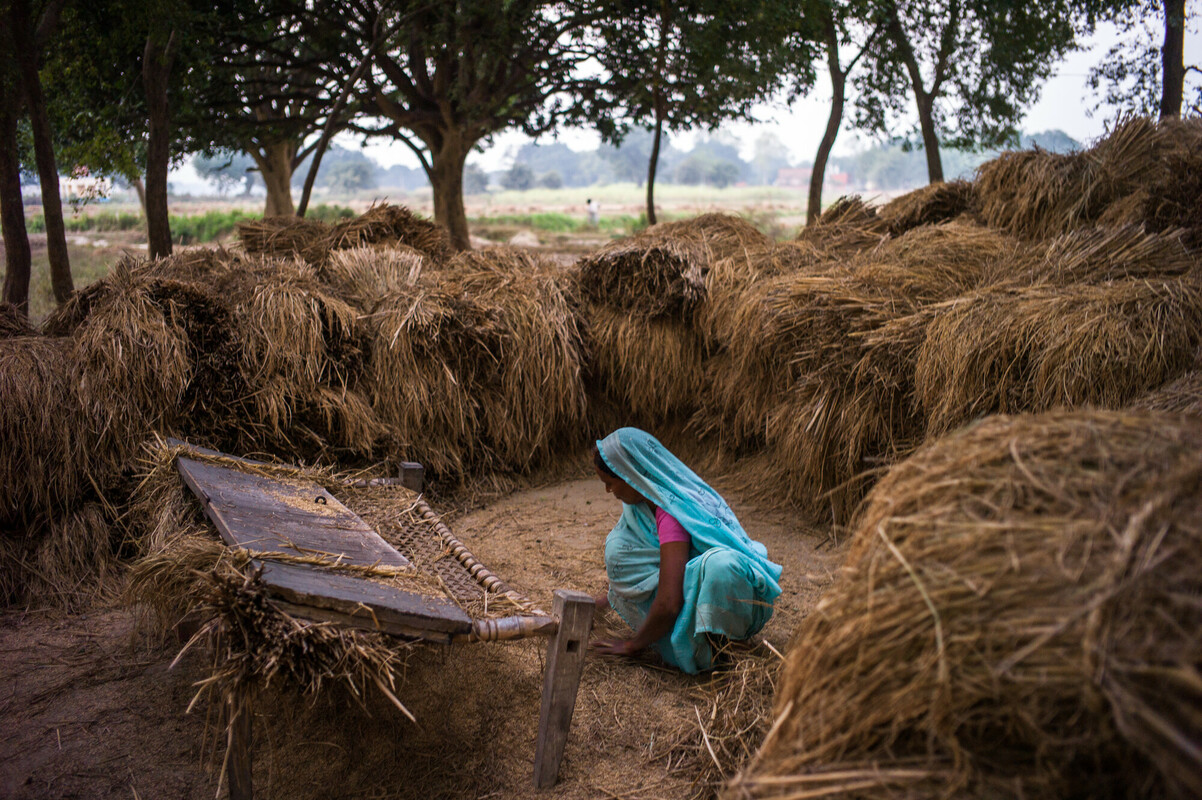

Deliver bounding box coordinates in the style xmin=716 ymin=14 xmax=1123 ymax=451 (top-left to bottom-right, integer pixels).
xmin=0 ymin=476 xmax=843 ymax=800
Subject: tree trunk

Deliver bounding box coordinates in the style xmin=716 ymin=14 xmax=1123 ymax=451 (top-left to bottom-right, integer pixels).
xmin=0 ymin=80 xmax=31 ymax=313
xmin=646 ymin=110 xmax=663 ymax=226
xmin=809 ymin=18 xmax=846 ymax=226
xmin=131 ymin=176 xmax=147 ymax=215
xmin=1160 ymin=0 xmax=1185 ymax=119
xmin=12 ymin=0 xmax=71 ymax=303
xmin=429 ymin=135 xmax=470 ymax=250
xmin=253 ymin=142 xmax=296 ymax=217
xmin=915 ymin=93 xmax=944 ymax=183
xmin=143 ymin=28 xmax=177 ymax=259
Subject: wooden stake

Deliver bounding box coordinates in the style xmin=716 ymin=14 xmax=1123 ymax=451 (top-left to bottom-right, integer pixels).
xmin=225 ymin=687 xmax=253 ymax=800
xmin=533 ymin=589 xmax=593 ymax=789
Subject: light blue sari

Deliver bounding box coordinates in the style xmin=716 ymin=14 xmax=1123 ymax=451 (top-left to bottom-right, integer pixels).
xmin=598 ymin=428 xmax=783 ymax=674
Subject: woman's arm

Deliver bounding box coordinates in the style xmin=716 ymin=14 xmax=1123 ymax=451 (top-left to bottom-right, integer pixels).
xmin=594 ymin=540 xmax=688 ymax=656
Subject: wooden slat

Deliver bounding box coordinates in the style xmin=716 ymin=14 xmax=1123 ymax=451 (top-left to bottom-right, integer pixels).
xmin=178 ymin=457 xmax=410 ymax=569
xmin=259 ymin=561 xmax=470 ymax=636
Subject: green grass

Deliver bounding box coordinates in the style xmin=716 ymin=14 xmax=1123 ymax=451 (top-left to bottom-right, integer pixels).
xmin=469 ymin=211 xmax=642 ymax=235
xmin=23 ymin=203 xmax=357 ymax=244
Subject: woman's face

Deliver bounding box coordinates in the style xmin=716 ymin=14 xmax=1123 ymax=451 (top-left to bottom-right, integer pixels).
xmin=595 ymin=464 xmax=648 ymax=505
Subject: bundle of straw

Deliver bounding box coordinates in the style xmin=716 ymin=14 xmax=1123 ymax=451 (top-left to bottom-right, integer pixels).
xmin=441 ymin=247 xmax=587 ymax=471
xmin=578 ymin=213 xmax=768 ymax=320
xmin=0 ymin=503 xmax=119 ymax=611
xmin=238 ymin=204 xmax=452 ymax=267
xmin=1011 ymin=224 xmax=1198 ymax=286
xmin=0 ymin=336 xmax=87 ymax=520
xmin=915 ymin=276 xmax=1202 ymax=436
xmin=796 ymin=196 xmax=890 ymax=259
xmin=0 ymin=302 xmax=36 ymax=338
xmin=1128 ymin=369 xmax=1202 ymax=416
xmin=734 ymin=410 xmax=1202 ymax=799
xmin=877 ymin=180 xmax=978 ymax=235
xmin=318 ymin=245 xmax=428 ymax=310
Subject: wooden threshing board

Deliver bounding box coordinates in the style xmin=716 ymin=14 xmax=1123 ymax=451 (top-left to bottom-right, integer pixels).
xmin=177 ymin=456 xmax=471 ymax=639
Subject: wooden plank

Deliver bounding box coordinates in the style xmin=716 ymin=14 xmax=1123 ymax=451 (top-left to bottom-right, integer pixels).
xmin=259 ymin=561 xmax=470 ymax=636
xmin=178 ymin=457 xmax=410 ymax=569
xmin=533 ymin=589 xmax=593 ymax=789
xmin=271 ymin=600 xmax=454 ymax=644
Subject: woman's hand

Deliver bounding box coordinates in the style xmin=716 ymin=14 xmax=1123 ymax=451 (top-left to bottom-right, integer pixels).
xmin=592 ymin=637 xmax=641 ymax=657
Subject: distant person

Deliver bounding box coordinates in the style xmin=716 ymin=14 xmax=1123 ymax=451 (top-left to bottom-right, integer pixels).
xmin=590 ymin=427 xmax=782 ymax=673
xmin=587 ymin=198 xmax=601 ymax=226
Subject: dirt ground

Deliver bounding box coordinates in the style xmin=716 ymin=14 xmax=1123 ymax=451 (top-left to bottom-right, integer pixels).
xmin=0 ymin=475 xmax=843 ymax=800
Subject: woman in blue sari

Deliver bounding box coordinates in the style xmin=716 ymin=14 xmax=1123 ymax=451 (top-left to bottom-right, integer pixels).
xmin=591 ymin=428 xmax=783 ymax=674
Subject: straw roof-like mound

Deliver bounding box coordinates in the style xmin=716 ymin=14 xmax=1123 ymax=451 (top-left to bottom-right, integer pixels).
xmin=915 ymin=276 xmax=1202 ymax=436
xmin=976 ymin=116 xmax=1202 ymax=242
xmin=734 ymin=410 xmax=1202 ymax=799
xmin=877 ymin=180 xmax=978 ymax=235
xmin=578 ymin=213 xmax=768 ymax=320
xmin=238 ymin=203 xmax=452 ymax=266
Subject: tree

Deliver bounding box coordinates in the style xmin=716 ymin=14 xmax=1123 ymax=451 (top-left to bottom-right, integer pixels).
xmin=538 ymin=171 xmax=563 ymax=189
xmin=803 ymin=0 xmax=880 ymax=224
xmin=6 ymin=0 xmax=73 ymax=303
xmin=502 ymin=163 xmax=535 ymax=191
xmin=855 ymin=0 xmax=1088 ymax=183
xmin=751 ymin=132 xmax=791 ymax=186
xmin=592 ymin=0 xmax=816 ymax=223
xmin=326 ymin=160 xmax=376 ymax=194
xmin=193 ymin=150 xmax=258 ymax=196
xmin=463 ymin=162 xmax=489 ymax=194
xmin=342 ymin=0 xmax=599 ymax=249
xmin=1087 ymin=0 xmax=1200 ymax=119
xmin=0 ymin=15 xmax=31 ymax=312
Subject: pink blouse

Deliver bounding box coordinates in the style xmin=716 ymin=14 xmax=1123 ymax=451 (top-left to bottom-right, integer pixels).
xmin=655 ymin=507 xmax=691 ymax=546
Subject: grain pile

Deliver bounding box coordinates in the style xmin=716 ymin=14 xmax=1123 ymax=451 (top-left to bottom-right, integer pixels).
xmin=731 ymin=410 xmax=1202 ymax=799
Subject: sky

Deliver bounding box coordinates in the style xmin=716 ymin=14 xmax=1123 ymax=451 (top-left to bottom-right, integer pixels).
xmin=172 ymin=16 xmax=1200 ymax=192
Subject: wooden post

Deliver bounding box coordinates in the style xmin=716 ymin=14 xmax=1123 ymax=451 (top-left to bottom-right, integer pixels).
xmin=533 ymin=589 xmax=593 ymax=789
xmin=399 ymin=462 xmax=424 ymax=493
xmin=225 ymin=687 xmax=253 ymax=800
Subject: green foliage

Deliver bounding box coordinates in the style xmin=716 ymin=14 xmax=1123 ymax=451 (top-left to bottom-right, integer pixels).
xmin=306 ymin=203 xmax=356 ymax=223
xmin=169 ymin=209 xmax=258 ymax=244
xmin=464 ymin=163 xmax=490 ymax=194
xmin=193 ymin=150 xmax=258 ymax=195
xmin=538 ymin=171 xmax=564 ymax=189
xmin=325 ymin=161 xmax=376 ymax=194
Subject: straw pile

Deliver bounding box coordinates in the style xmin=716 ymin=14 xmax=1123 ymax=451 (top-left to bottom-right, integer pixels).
xmin=0 ymin=301 xmax=36 ymax=337
xmin=915 ymin=276 xmax=1202 ymax=436
xmin=579 ymin=214 xmax=767 ymax=427
xmin=579 ymin=213 xmax=768 ymax=321
xmin=238 ymin=203 xmax=452 ymax=266
xmin=877 ymin=180 xmax=977 ymax=235
xmin=1129 ymin=369 xmax=1202 ymax=415
xmin=732 ymin=410 xmax=1202 ymax=799
xmin=796 ymin=197 xmax=889 ymax=258
xmin=976 ymin=116 xmax=1202 ymax=242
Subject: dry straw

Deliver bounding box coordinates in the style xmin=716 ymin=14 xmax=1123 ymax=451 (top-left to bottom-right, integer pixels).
xmin=1128 ymin=369 xmax=1202 ymax=415
xmin=975 ymin=116 xmax=1202 ymax=241
xmin=0 ymin=302 xmax=36 ymax=337
xmin=578 ymin=213 xmax=768 ymax=320
xmin=238 ymin=203 xmax=452 ymax=266
xmin=796 ymin=196 xmax=889 ymax=258
xmin=732 ymin=410 xmax=1202 ymax=799
xmin=915 ymin=276 xmax=1202 ymax=436
xmin=877 ymin=179 xmax=978 ymax=235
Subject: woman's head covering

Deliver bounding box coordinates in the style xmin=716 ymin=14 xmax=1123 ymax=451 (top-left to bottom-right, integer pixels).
xmin=596 ymin=428 xmax=783 ymax=674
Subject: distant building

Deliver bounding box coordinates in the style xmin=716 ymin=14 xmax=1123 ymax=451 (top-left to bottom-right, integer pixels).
xmin=774 ymin=167 xmax=811 ymax=188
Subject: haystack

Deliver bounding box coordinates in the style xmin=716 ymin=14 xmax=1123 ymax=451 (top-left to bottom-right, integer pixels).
xmin=238 ymin=204 xmax=452 ymax=266
xmin=975 ymin=116 xmax=1202 ymax=241
xmin=578 ymin=213 xmax=768 ymax=320
xmin=733 ymin=410 xmax=1202 ymax=799
xmin=1011 ymin=224 xmax=1198 ymax=286
xmin=0 ymin=503 xmax=119 ymax=611
xmin=318 ymin=244 xmax=429 ymax=309
xmin=581 ymin=302 xmax=706 ymax=427
xmin=1129 ymin=369 xmax=1202 ymax=415
xmin=915 ymin=276 xmax=1202 ymax=436
xmin=0 ymin=302 xmax=36 ymax=338
xmin=796 ymin=196 xmax=889 ymax=259
xmin=0 ymin=336 xmax=87 ymax=521
xmin=440 ymin=247 xmax=586 ymax=471
xmin=877 ymin=180 xmax=977 ymax=235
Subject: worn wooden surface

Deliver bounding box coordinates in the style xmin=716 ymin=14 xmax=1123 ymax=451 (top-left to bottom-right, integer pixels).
xmin=259 ymin=560 xmax=470 ymax=637
xmin=178 ymin=457 xmax=410 ymax=569
xmin=532 ymin=589 xmax=594 ymax=789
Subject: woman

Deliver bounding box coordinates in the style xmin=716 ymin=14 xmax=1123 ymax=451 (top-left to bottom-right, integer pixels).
xmin=591 ymin=427 xmax=783 ymax=674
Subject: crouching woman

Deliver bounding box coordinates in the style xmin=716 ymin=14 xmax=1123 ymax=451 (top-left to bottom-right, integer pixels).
xmin=591 ymin=427 xmax=783 ymax=674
